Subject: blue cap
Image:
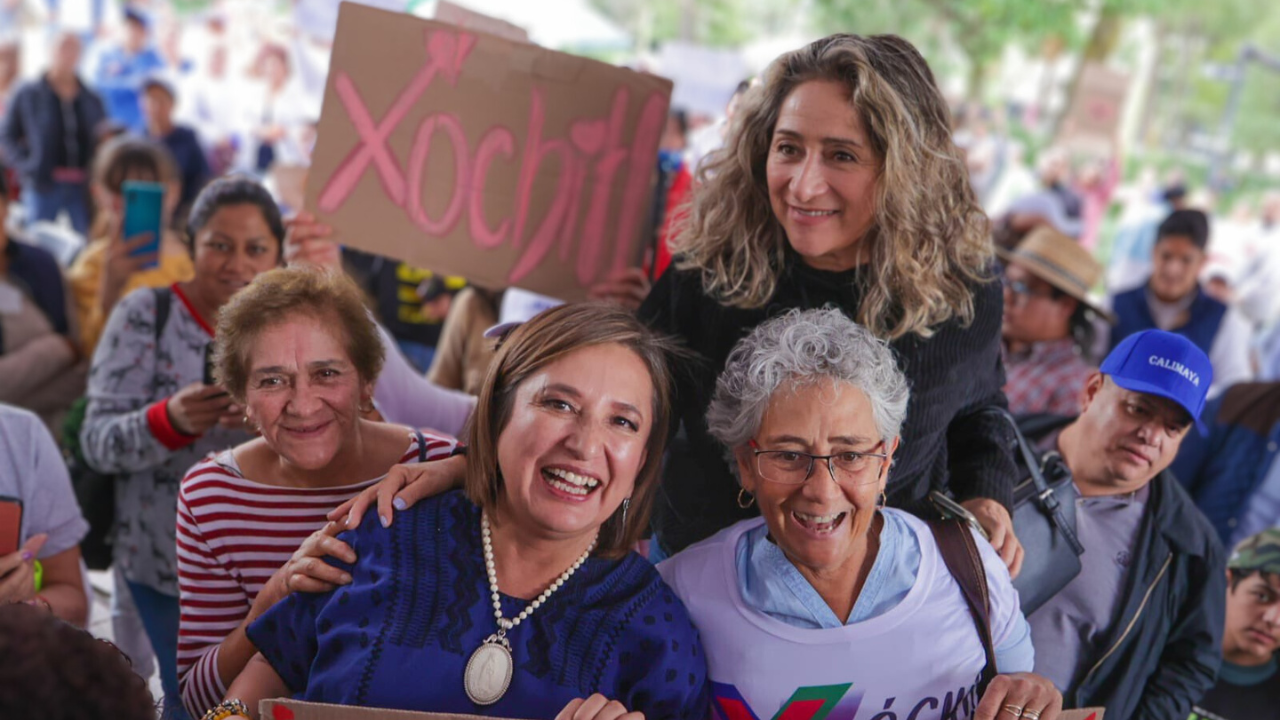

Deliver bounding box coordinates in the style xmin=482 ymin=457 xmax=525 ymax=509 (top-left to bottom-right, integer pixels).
xmin=1100 ymin=330 xmax=1213 ymax=434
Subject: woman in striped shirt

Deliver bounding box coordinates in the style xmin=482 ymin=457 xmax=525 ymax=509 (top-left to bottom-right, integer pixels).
xmin=175 ymin=266 xmax=457 ymax=717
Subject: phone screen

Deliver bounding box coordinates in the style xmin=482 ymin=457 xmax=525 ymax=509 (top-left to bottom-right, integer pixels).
xmin=122 ymin=180 xmax=165 ymax=271
xmin=0 ymin=496 xmax=23 ymax=557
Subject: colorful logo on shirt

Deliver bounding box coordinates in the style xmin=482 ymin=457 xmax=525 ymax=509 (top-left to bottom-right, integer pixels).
xmin=711 ymin=675 xmax=986 ymax=720
xmin=712 ymin=683 xmax=859 ymax=720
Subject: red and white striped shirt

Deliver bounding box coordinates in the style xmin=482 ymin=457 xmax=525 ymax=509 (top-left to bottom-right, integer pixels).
xmin=175 ymin=431 xmax=456 ymax=716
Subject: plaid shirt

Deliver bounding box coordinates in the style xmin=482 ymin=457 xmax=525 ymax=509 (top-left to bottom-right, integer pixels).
xmin=1003 ymin=337 xmax=1096 ymax=417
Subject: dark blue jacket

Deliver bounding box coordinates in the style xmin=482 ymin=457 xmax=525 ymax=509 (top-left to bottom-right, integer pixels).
xmin=0 ymin=76 xmax=106 ymax=191
xmin=1067 ymin=471 xmax=1225 ymax=720
xmin=1110 ymin=284 xmax=1227 ymax=356
xmin=151 ymin=125 xmax=209 ymax=210
xmin=0 ymin=238 xmax=71 ymax=352
xmin=1171 ymin=382 xmax=1280 ymax=545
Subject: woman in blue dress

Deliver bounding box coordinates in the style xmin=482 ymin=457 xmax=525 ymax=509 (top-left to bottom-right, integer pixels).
xmin=210 ymin=303 xmax=709 ymax=720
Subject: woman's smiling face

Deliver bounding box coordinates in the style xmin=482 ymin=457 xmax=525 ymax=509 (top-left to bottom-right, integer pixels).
xmin=494 ymin=343 xmax=653 ymax=544
xmin=243 ymin=312 xmax=370 ymax=471
xmin=737 ymin=377 xmax=896 ymax=579
xmin=766 ymin=79 xmax=882 ymax=272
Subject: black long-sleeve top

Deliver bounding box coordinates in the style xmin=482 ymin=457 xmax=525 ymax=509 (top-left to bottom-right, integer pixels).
xmin=638 ymin=256 xmax=1016 ymax=554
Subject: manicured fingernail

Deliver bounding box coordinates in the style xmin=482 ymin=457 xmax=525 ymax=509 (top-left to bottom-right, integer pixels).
xmin=393 ymin=497 xmax=407 ymax=511
xmin=346 ymin=511 xmax=359 ymax=529
xmin=340 ymin=573 xmax=352 ymax=584
xmin=380 ymin=514 xmax=391 ymax=528
xmin=21 ymin=551 xmax=33 ymax=562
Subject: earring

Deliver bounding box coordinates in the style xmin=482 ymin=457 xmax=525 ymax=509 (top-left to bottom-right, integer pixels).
xmin=737 ymin=488 xmax=755 ymax=509
xmin=619 ymin=497 xmax=631 ymax=529
xmin=877 ymin=491 xmax=887 ymax=509
xmin=359 ymin=399 xmax=375 ymax=414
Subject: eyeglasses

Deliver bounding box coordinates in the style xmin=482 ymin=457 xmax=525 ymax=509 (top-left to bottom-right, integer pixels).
xmin=748 ymin=439 xmax=889 ymax=486
xmin=1001 ymin=276 xmax=1058 ymax=303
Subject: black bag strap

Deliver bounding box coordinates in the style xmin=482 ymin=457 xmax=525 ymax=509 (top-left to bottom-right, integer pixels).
xmin=928 ymin=519 xmax=999 ymax=695
xmin=414 ymin=430 xmax=428 ymax=462
xmin=152 ymin=286 xmax=172 ymax=343
xmin=982 ymin=407 xmax=1084 ymax=556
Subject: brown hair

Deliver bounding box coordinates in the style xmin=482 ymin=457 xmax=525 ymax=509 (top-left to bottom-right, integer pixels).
xmin=214 ymin=266 xmax=385 ymax=403
xmin=465 ymin=303 xmax=681 ymax=559
xmin=675 ymin=34 xmax=992 ymax=340
xmin=91 ymin=134 xmax=176 ymax=194
xmin=0 ymin=604 xmax=156 ymax=719
xmin=90 ymin=135 xmax=178 ymax=239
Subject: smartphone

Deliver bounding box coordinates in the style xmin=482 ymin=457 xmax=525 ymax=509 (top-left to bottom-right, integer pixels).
xmin=203 ymin=345 xmax=228 ymax=398
xmin=122 ymin=180 xmax=165 ymax=271
xmin=0 ymin=495 xmax=22 ymax=557
xmin=929 ymin=490 xmax=990 ymax=541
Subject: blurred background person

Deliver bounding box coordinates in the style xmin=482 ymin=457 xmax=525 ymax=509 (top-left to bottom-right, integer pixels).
xmin=0 ymin=30 xmax=104 ymax=237
xmin=0 ymin=402 xmax=90 ymax=626
xmin=1107 ymin=209 xmax=1253 ymax=397
xmin=0 ymin=167 xmax=85 ymax=427
xmin=142 ymin=75 xmax=209 ymax=227
xmin=92 ymin=6 xmax=166 ymax=134
xmin=242 ymin=42 xmax=312 ymax=176
xmin=425 ymin=285 xmax=501 ymax=396
xmin=999 ymin=226 xmax=1110 ymax=418
xmin=1172 ymin=381 xmax=1280 ymax=548
xmin=1107 ymin=180 xmax=1188 ymax=294
xmin=66 ymin=135 xmax=189 ymax=357
xmin=648 ymin=108 xmax=692 ymax=280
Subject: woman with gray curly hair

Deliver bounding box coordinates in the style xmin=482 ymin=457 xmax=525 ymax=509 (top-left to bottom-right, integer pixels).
xmin=658 ymin=308 xmax=1062 ymax=720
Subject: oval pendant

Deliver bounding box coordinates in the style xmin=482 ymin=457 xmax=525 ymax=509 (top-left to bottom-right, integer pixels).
xmin=465 ymin=638 xmax=513 ymax=705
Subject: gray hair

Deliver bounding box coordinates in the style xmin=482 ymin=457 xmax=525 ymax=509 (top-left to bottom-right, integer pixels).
xmin=706 ymin=307 xmax=910 ymax=452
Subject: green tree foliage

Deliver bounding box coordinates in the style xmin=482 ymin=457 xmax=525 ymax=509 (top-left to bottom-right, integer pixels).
xmin=812 ymin=0 xmax=1081 ymax=99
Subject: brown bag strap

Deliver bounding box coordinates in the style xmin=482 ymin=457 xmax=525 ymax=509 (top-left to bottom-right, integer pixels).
xmin=928 ymin=519 xmax=999 ymax=694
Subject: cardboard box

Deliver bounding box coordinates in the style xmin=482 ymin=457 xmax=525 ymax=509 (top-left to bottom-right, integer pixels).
xmin=307 ymin=2 xmax=672 ymax=300
xmin=261 ymin=699 xmax=509 ymax=720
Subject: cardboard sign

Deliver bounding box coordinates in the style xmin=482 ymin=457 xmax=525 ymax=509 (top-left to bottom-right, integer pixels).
xmin=262 ymin=699 xmax=505 ymax=720
xmin=264 ymin=698 xmax=1101 ymax=720
xmin=434 ymin=1 xmax=529 ymax=44
xmin=1057 ymin=62 xmax=1128 ymax=153
xmin=307 ymin=2 xmax=672 ymax=300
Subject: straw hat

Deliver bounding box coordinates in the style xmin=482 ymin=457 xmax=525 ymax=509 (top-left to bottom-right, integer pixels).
xmin=996 ymin=226 xmax=1114 ymax=323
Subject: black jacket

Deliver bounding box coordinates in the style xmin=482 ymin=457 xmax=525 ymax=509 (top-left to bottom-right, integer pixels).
xmin=0 ymin=76 xmax=105 ymax=190
xmin=638 ymin=257 xmax=1016 ymax=553
xmin=1066 ymin=471 xmax=1224 ymax=720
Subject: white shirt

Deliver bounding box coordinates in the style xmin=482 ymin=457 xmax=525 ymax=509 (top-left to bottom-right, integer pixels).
xmin=659 ymin=511 xmax=1030 ymax=720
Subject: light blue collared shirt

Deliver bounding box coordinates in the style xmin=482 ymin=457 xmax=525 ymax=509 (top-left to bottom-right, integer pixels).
xmin=737 ymin=509 xmax=1035 ymax=671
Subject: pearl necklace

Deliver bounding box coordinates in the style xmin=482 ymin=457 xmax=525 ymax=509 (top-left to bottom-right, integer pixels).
xmin=463 ymin=512 xmax=596 ymax=706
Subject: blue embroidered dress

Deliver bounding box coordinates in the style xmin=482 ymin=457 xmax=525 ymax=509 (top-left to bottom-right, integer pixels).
xmin=248 ymin=490 xmax=709 ymax=718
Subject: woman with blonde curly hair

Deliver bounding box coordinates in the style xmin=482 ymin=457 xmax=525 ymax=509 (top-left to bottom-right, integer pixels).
xmin=636 ymin=34 xmax=1022 ymax=568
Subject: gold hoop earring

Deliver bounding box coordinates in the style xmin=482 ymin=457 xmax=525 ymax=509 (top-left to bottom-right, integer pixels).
xmin=877 ymin=491 xmax=887 ymax=509
xmin=737 ymin=488 xmax=755 ymax=509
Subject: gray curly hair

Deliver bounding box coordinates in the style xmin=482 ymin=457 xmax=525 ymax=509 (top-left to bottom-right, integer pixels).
xmin=706 ymin=308 xmax=910 ymax=453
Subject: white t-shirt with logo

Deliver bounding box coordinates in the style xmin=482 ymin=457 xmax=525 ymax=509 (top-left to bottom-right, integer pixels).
xmin=658 ymin=510 xmax=1027 ymax=720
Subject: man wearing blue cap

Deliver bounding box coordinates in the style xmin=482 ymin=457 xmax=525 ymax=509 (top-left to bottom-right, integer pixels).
xmin=1028 ymin=329 xmax=1226 ymax=720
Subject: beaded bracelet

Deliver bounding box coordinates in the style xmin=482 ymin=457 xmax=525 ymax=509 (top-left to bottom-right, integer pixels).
xmin=202 ymin=699 xmax=250 ymax=720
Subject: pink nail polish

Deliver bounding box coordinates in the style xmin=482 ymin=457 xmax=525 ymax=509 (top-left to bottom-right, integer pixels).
xmin=21 ymin=551 xmax=33 ymax=562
